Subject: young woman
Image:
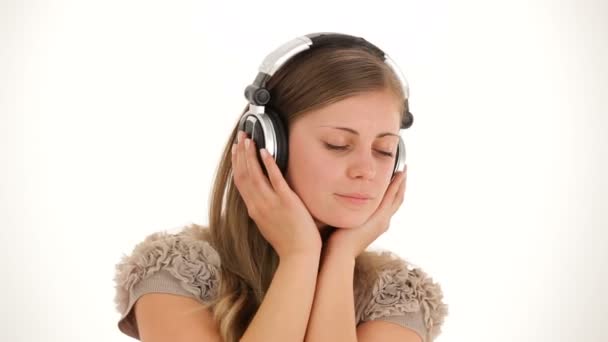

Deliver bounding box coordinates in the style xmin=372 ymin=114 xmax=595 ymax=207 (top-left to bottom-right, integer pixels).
xmin=113 ymin=32 xmax=448 ymax=342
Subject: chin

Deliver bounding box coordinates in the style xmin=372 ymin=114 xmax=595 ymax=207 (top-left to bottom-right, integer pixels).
xmin=314 ymin=211 xmax=370 ymax=229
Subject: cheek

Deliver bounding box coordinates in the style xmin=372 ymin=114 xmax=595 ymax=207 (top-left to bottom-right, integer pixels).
xmin=286 ymin=144 xmax=340 ymax=217
xmin=288 ymin=146 xmax=334 ymax=189
xmin=381 ymin=164 xmax=396 ymax=185
xmin=379 ymin=168 xmax=396 ymax=198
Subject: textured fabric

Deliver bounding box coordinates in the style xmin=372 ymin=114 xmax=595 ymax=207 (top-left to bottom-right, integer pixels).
xmin=358 ymin=263 xmax=448 ymax=342
xmin=113 ymin=228 xmax=221 ymax=339
xmin=113 ymin=227 xmax=447 ymax=341
xmin=117 ymin=270 xmax=198 ymax=338
xmin=373 ymin=313 xmax=426 ymax=342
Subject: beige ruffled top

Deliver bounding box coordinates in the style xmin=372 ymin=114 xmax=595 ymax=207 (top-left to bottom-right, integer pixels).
xmin=113 ymin=225 xmax=448 ymax=341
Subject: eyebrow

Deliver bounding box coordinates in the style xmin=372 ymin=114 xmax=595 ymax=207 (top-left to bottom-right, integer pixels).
xmin=318 ymin=125 xmax=399 ymax=138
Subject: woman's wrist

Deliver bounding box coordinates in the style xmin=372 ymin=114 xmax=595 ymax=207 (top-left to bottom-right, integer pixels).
xmin=279 ymin=245 xmax=322 ymax=263
xmin=321 ymin=243 xmax=356 ymax=266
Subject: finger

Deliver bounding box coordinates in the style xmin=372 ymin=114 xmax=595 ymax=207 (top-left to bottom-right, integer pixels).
xmin=391 ymin=172 xmax=407 ymax=212
xmin=386 ymin=171 xmax=405 ymax=200
xmin=230 ymin=132 xmax=242 ymax=181
xmin=233 ymin=131 xmax=248 ymax=178
xmin=259 ymin=148 xmax=291 ymax=196
xmin=243 ymin=137 xmax=275 ymax=200
xmin=235 ymin=132 xmax=265 ymax=202
xmin=233 ymin=132 xmax=262 ymax=205
xmin=377 ymin=172 xmax=406 ymax=227
xmin=375 ymin=171 xmax=405 ymax=214
xmin=232 ymin=133 xmax=252 ymax=199
xmin=354 ymin=173 xmax=405 ymax=236
xmin=362 ymin=174 xmax=405 ymax=236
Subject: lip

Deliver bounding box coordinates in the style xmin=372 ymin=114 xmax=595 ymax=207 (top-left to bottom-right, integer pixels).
xmin=335 ymin=193 xmax=373 ymax=205
xmin=338 ymin=193 xmax=373 ymax=200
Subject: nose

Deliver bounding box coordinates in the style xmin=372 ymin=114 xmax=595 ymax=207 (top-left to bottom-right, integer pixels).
xmin=346 ymin=149 xmax=376 ymax=180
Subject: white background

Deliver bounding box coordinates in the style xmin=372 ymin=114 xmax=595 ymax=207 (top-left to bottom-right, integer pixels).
xmin=1 ymin=0 xmax=607 ymax=341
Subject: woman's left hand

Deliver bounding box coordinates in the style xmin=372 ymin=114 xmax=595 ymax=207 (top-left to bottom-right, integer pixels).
xmin=325 ymin=169 xmax=407 ymax=260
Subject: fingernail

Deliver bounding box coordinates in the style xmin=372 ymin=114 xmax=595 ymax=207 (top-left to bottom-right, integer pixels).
xmin=237 ymin=131 xmax=243 ymax=143
xmin=245 ymin=138 xmax=250 ymax=149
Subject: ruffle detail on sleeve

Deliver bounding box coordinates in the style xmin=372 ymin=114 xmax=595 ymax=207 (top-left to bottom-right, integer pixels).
xmin=361 ymin=262 xmax=448 ymax=341
xmin=113 ymin=228 xmax=221 ymax=315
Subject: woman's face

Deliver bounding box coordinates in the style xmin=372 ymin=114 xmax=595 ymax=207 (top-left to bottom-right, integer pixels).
xmin=285 ymin=89 xmax=402 ymax=229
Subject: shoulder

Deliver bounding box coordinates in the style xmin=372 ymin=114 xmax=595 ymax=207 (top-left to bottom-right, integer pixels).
xmin=113 ymin=223 xmax=221 ymax=316
xmin=358 ymin=251 xmax=448 ymax=342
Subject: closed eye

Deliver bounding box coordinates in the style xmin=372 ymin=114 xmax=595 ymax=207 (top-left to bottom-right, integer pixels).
xmin=324 ymin=143 xmax=394 ymax=158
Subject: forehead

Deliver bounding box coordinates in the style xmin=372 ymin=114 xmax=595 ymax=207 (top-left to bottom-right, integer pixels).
xmin=295 ymin=90 xmax=402 ymax=131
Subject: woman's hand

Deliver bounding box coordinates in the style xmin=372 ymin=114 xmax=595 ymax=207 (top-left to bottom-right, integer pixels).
xmin=232 ymin=131 xmax=322 ymax=259
xmin=325 ymin=169 xmax=407 ymax=260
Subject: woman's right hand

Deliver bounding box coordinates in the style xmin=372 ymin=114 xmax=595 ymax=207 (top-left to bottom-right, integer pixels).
xmin=231 ymin=130 xmax=322 ymax=259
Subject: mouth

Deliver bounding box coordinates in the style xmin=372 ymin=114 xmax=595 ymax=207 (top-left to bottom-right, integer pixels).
xmin=334 ymin=193 xmax=372 ymax=205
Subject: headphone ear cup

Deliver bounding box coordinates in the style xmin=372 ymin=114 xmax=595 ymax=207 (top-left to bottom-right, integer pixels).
xmin=237 ymin=108 xmax=289 ymax=176
xmin=264 ymin=107 xmax=289 ymax=175
xmin=237 ymin=113 xmax=267 ymax=174
xmin=393 ymin=136 xmax=406 ymax=176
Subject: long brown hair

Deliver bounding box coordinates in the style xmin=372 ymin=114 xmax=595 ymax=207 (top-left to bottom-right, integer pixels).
xmin=197 ymin=44 xmax=410 ymax=342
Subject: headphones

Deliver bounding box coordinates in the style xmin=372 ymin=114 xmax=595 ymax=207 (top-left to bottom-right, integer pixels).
xmin=238 ymin=32 xmax=414 ymax=178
